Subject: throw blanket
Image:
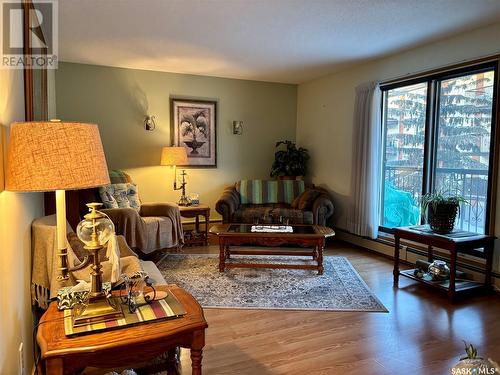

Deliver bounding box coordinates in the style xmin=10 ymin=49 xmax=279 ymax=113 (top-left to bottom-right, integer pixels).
xmin=102 ymin=203 xmax=184 ymax=254
xmin=31 ymin=215 xmax=142 ymax=309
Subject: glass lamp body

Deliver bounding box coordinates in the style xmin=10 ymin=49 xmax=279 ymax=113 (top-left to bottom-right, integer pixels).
xmin=76 ymin=215 xmax=115 ymax=247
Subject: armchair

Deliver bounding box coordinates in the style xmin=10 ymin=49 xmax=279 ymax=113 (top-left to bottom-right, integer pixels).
xmin=44 ymin=170 xmax=184 ymax=256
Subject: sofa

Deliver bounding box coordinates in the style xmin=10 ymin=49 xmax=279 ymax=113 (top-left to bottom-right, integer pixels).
xmin=215 ymin=179 xmax=334 ymax=226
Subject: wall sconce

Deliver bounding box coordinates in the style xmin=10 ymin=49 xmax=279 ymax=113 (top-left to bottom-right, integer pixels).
xmin=232 ymin=120 xmax=243 ymax=135
xmin=144 ymin=115 xmax=156 ymax=131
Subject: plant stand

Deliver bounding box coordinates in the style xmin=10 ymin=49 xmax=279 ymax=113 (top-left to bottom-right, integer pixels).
xmin=393 ymin=226 xmax=495 ymax=302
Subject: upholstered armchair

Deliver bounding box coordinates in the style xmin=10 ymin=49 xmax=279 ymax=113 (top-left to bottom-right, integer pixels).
xmin=92 ymin=171 xmax=184 ymax=255
xmin=216 ymin=179 xmax=334 ymax=226
xmin=45 ymin=170 xmax=184 ymax=256
xmin=100 ymin=203 xmax=183 ymax=255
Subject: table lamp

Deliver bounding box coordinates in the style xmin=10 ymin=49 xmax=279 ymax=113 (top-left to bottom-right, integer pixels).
xmin=160 ymin=146 xmax=191 ymax=206
xmin=73 ymin=202 xmax=123 ymax=326
xmin=5 ymin=120 xmax=121 ymax=323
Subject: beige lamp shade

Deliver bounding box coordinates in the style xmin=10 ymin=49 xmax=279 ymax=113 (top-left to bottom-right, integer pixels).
xmin=6 ymin=121 xmax=110 ymax=191
xmin=160 ymin=146 xmax=188 ymax=166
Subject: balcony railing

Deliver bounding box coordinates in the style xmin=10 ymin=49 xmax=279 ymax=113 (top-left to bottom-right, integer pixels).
xmin=384 ymin=165 xmax=488 ymax=233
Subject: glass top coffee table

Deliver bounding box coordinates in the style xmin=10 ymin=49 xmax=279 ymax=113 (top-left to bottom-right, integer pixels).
xmin=209 ymin=224 xmax=335 ymax=275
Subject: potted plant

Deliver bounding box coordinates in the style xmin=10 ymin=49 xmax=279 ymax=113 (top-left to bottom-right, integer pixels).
xmin=421 ymin=191 xmax=468 ymax=234
xmin=270 ymin=140 xmax=310 ymax=179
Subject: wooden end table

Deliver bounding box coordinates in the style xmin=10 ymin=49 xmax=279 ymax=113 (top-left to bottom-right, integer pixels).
xmin=36 ymin=285 xmax=208 ymax=375
xmin=393 ymin=226 xmax=495 ymax=302
xmin=179 ymin=205 xmax=210 ymax=246
xmin=209 ymin=224 xmax=335 ymax=275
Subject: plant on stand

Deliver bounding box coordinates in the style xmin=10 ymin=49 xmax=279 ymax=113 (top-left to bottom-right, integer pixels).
xmin=270 ymin=140 xmax=310 ymax=179
xmin=421 ymin=191 xmax=468 ymax=234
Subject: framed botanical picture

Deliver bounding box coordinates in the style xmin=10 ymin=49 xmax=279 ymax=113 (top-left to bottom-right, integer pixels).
xmin=171 ymin=98 xmax=217 ymax=167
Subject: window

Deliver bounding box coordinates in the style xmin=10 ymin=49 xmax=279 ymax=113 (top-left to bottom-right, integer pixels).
xmin=380 ymin=61 xmax=498 ymax=234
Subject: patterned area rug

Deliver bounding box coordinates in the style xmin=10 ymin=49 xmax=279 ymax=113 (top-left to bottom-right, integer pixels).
xmin=158 ymin=253 xmax=387 ymax=312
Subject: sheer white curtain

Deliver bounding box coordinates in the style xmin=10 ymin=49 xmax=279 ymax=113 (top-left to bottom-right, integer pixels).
xmin=348 ymin=82 xmax=382 ymax=239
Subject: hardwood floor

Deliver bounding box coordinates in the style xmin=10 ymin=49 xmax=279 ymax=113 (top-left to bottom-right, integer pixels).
xmin=173 ymin=240 xmax=500 ymax=375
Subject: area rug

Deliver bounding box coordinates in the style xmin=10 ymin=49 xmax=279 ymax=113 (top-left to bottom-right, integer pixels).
xmin=158 ymin=254 xmax=387 ymax=312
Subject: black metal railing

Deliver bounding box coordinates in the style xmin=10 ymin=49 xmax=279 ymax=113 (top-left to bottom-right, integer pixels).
xmin=384 ymin=165 xmax=488 ymax=233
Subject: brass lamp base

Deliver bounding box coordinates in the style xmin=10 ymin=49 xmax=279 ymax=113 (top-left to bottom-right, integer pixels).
xmin=72 ymin=294 xmax=124 ymax=327
xmin=178 ymin=194 xmax=191 ymax=206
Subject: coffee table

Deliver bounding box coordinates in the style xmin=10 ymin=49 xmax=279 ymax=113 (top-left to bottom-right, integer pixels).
xmin=209 ymin=224 xmax=335 ymax=275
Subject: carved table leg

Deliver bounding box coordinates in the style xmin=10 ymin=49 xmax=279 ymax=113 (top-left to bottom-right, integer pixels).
xmin=393 ymin=235 xmax=400 ymax=287
xmin=191 ymin=348 xmax=203 ymax=375
xmin=219 ymin=240 xmax=226 ymax=272
xmin=225 ymin=245 xmax=231 ymax=259
xmin=317 ymin=242 xmax=324 ymax=275
xmin=203 ymin=213 xmax=209 ymax=246
xmin=190 ymin=326 xmax=205 ymax=375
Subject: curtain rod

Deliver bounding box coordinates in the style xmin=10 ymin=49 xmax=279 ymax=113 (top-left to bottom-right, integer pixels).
xmin=380 ymin=53 xmax=500 ymax=87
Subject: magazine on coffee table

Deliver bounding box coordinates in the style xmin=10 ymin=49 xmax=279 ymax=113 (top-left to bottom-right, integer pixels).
xmin=251 ymin=225 xmax=293 ymax=233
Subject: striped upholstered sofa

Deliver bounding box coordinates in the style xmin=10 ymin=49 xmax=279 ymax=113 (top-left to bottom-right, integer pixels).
xmin=215 ymin=179 xmax=334 ymax=226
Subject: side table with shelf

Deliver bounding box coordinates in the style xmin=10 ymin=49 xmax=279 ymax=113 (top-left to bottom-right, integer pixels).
xmin=36 ymin=285 xmax=208 ymax=375
xmin=393 ymin=226 xmax=495 ymax=302
xmin=179 ymin=205 xmax=210 ymax=246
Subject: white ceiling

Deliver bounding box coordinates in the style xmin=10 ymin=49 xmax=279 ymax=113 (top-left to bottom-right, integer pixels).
xmin=59 ymin=0 xmax=500 ymax=84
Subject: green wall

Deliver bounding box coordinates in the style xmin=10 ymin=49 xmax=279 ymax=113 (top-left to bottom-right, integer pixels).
xmin=56 ymin=62 xmax=297 ymax=219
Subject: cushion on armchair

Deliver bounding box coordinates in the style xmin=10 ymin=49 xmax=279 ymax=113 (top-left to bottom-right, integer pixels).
xmin=99 ymin=185 xmax=119 ymax=208
xmin=99 ymin=183 xmax=141 ymax=211
xmin=126 ymin=183 xmax=141 ymax=210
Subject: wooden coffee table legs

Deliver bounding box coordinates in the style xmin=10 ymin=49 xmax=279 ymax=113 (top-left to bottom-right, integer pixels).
xmin=317 ymin=242 xmax=324 ymax=275
xmin=218 ymin=240 xmax=324 ymax=275
xmin=219 ymin=241 xmax=227 ymax=272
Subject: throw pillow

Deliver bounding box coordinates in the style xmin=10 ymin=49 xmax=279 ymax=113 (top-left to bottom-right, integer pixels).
xmin=113 ymin=183 xmax=131 ymax=208
xmin=291 ymin=195 xmax=301 ymax=209
xmin=297 ymin=189 xmax=323 ymax=211
xmin=99 ymin=185 xmax=118 ymax=209
xmin=99 ymin=183 xmax=140 ymax=211
xmin=126 ymin=183 xmax=141 ymax=212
